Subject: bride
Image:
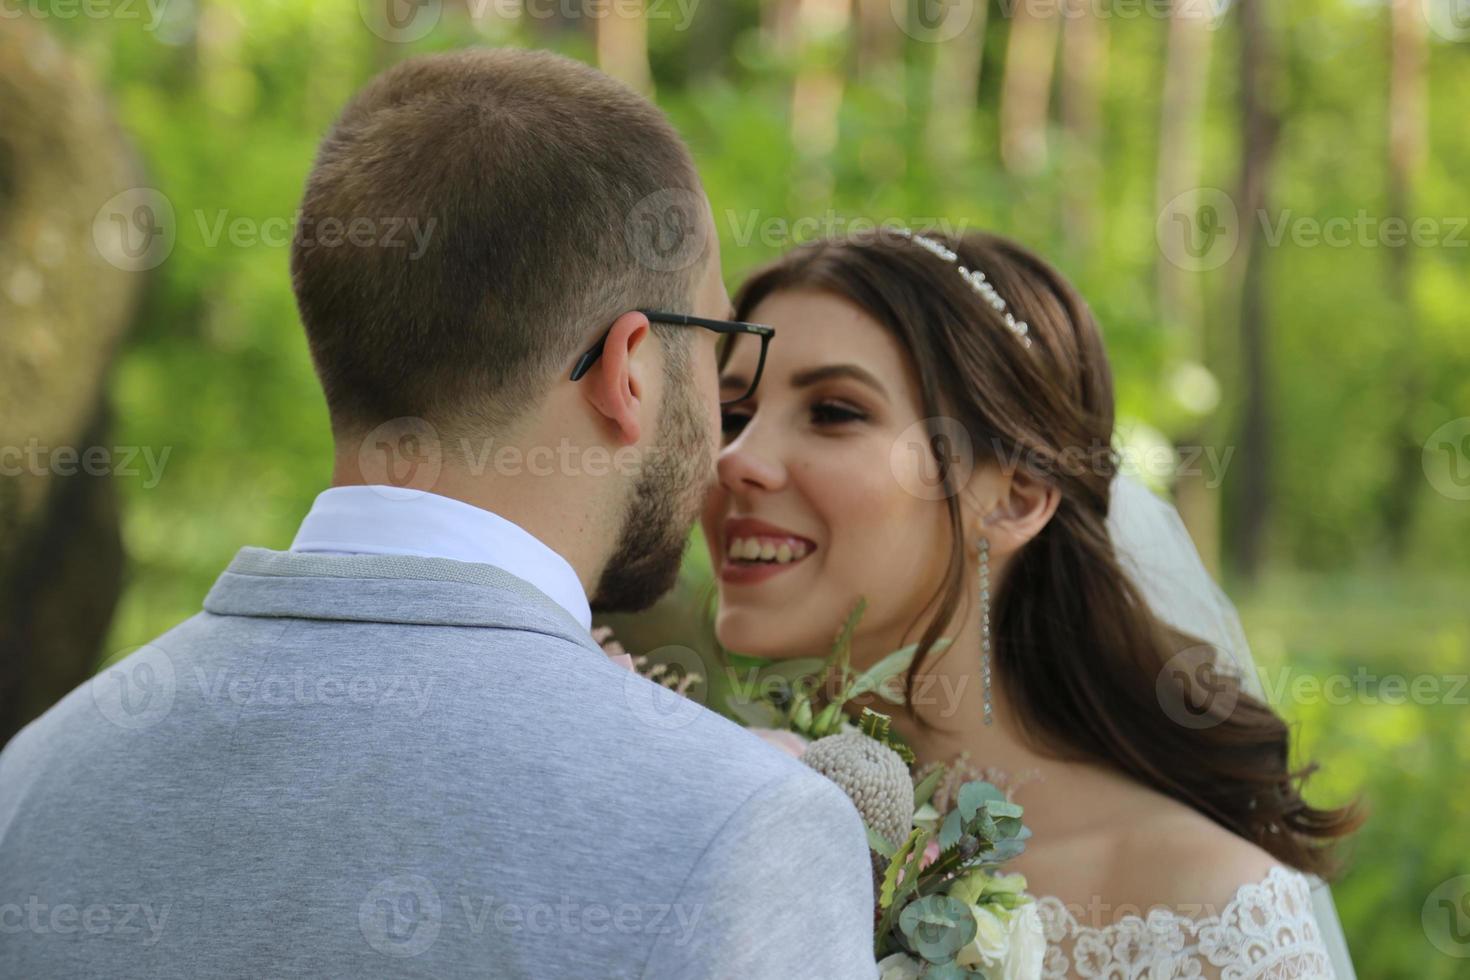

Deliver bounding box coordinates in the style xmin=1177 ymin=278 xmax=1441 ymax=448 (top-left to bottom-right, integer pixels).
xmin=700 ymin=228 xmax=1362 ymax=977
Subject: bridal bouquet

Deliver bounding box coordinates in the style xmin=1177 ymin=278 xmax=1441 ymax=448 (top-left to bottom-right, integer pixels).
xmin=594 ymin=610 xmax=1043 ymax=978
xmin=728 ymin=602 xmax=1046 ymax=980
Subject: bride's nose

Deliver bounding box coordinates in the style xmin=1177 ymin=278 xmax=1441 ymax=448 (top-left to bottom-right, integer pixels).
xmin=717 ymin=434 xmax=786 ymax=494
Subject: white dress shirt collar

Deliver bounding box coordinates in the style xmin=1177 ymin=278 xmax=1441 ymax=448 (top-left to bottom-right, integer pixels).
xmin=290 ymin=486 xmax=592 ymax=631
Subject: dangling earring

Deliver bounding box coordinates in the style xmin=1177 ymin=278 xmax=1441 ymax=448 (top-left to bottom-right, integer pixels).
xmin=978 ymin=537 xmax=993 ymax=726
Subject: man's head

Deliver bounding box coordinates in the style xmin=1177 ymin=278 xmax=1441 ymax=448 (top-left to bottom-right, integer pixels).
xmin=291 ymin=48 xmax=730 ymax=612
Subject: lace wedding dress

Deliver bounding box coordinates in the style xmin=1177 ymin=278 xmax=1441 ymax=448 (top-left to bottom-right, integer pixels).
xmin=1035 ymin=865 xmax=1336 ymax=979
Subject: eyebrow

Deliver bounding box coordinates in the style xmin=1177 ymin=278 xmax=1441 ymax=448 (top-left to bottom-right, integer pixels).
xmin=791 ymin=364 xmax=888 ymax=397
xmin=719 ymin=362 xmax=890 ymax=399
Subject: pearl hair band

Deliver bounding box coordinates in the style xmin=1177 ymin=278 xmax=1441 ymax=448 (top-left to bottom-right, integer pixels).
xmin=893 ymin=228 xmax=1033 ymax=349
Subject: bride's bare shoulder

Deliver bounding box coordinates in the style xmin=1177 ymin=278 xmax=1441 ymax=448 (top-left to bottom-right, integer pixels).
xmin=1104 ymin=802 xmax=1283 ymax=918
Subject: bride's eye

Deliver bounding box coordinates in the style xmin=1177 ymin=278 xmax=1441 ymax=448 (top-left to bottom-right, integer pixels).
xmin=720 ymin=406 xmax=752 ymax=440
xmin=811 ymin=401 xmax=867 ymax=427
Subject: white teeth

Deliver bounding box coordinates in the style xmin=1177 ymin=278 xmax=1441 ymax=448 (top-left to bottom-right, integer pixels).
xmin=726 ymin=536 xmax=814 ymax=564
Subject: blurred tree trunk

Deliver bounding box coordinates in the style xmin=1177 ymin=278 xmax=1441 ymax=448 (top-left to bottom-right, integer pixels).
xmin=1226 ymin=0 xmax=1280 ymax=580
xmin=788 ymin=0 xmax=851 ymax=201
xmin=1156 ymin=2 xmax=1219 ymax=572
xmin=1381 ymin=0 xmax=1427 ymax=555
xmin=684 ymin=0 xmax=734 ymax=80
xmin=523 ymin=0 xmax=584 ymax=46
xmin=923 ymin=0 xmax=987 ymax=168
xmin=1058 ymin=0 xmax=1107 ymax=257
xmin=0 ymin=22 xmax=143 ymax=744
xmin=853 ymin=0 xmax=902 ymax=80
xmin=763 ymin=0 xmax=803 ymax=55
xmin=999 ymin=1 xmax=1059 ymax=175
xmin=1156 ymin=4 xmax=1213 ymax=344
xmin=596 ymin=0 xmax=653 ymax=95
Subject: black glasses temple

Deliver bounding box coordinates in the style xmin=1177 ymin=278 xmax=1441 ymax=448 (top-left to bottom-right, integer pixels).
xmin=571 ymin=312 xmax=773 ymax=383
xmin=638 ymin=310 xmax=774 ymax=337
xmin=569 ymin=335 xmax=607 ymax=381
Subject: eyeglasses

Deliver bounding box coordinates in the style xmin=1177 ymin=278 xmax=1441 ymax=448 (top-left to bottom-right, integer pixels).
xmin=569 ymin=310 xmax=775 ymax=406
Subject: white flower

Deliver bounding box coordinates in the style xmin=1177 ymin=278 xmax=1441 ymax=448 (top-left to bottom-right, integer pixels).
xmin=956 ymin=905 xmax=1011 ymax=970
xmin=876 ymin=951 xmax=924 ymax=980
xmin=952 ymin=901 xmax=1044 ymax=979
xmin=1002 ymin=903 xmax=1045 ymax=980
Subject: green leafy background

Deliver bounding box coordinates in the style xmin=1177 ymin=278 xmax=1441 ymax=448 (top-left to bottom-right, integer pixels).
xmin=25 ymin=1 xmax=1470 ymax=975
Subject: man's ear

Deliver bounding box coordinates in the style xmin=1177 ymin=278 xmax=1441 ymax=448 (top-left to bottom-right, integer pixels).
xmin=966 ymin=466 xmax=1060 ymax=557
xmin=581 ymin=311 xmax=652 ymax=446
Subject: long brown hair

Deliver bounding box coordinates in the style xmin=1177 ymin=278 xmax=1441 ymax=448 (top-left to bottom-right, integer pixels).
xmin=733 ymin=229 xmax=1360 ymax=877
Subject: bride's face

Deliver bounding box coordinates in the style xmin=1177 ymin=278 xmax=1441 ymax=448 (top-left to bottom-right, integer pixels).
xmin=701 ymin=288 xmax=955 ymax=660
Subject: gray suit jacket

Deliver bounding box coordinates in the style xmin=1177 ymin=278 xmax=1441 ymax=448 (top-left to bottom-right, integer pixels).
xmin=0 ymin=548 xmax=877 ymax=979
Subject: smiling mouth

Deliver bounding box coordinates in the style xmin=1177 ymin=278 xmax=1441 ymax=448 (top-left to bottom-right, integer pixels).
xmin=724 ymin=534 xmax=815 ymax=566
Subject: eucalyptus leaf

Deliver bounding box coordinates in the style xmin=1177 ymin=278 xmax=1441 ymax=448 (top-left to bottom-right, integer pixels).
xmin=898 ymin=894 xmax=976 ymax=963
xmin=956 ymin=781 xmax=1006 ymax=821
xmin=984 ymin=837 xmax=1028 ymax=863
xmin=970 ymin=812 xmax=997 ymax=843
xmin=985 ymin=800 xmax=1023 ymax=820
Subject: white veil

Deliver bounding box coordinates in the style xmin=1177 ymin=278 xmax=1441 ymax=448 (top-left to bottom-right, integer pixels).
xmin=1106 ymin=473 xmax=1356 ymax=978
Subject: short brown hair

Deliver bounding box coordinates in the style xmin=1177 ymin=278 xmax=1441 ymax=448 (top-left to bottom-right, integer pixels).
xmin=290 ymin=48 xmax=706 ymax=438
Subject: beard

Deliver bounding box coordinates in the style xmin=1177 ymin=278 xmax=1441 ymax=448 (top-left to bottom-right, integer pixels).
xmin=589 ymin=371 xmax=712 ymax=614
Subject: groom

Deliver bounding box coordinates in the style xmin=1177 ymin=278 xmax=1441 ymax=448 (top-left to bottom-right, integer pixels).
xmin=0 ymin=49 xmax=876 ymax=978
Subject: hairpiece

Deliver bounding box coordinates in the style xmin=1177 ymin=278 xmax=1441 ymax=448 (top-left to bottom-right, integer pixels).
xmin=894 ymin=228 xmax=1032 ymax=348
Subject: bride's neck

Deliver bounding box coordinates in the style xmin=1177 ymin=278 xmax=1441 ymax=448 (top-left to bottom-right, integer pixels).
xmin=846 ymin=603 xmax=1147 ymax=840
